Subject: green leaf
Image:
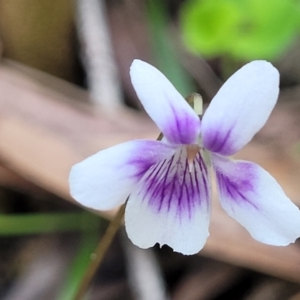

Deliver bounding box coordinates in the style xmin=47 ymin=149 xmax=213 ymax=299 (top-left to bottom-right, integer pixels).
xmin=232 ymin=0 xmax=300 ymax=60
xmin=58 ymin=230 xmax=100 ymax=300
xmin=0 ymin=212 xmax=100 ymax=235
xmin=147 ymin=0 xmax=195 ymax=96
xmin=181 ymin=0 xmax=242 ymax=57
xmin=181 ymin=0 xmax=300 ymax=61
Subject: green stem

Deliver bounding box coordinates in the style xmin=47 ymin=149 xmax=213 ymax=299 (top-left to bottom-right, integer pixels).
xmin=73 ymin=204 xmax=126 ymax=300
xmin=0 ymin=212 xmax=99 ymax=235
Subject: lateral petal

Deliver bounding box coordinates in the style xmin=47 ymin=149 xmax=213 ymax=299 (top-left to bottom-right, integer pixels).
xmin=69 ymin=140 xmax=175 ymax=210
xmin=130 ymin=60 xmax=201 ymax=145
xmin=125 ymin=148 xmax=211 ymax=255
xmin=202 ymin=61 xmax=279 ymax=155
xmin=212 ymin=154 xmax=300 ymax=245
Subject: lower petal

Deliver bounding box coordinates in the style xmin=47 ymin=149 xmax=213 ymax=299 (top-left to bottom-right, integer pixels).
xmin=212 ymin=154 xmax=300 ymax=245
xmin=125 ymin=148 xmax=211 ymax=255
xmin=69 ymin=140 xmax=175 ymax=210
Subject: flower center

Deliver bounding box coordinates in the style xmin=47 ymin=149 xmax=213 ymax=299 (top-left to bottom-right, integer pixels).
xmin=185 ymin=145 xmax=201 ymax=172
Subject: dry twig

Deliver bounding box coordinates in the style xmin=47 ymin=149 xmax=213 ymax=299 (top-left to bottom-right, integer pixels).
xmin=75 ymin=0 xmax=122 ymax=110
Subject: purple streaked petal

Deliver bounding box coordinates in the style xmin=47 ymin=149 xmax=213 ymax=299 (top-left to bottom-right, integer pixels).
xmin=69 ymin=140 xmax=176 ymax=211
xmin=202 ymin=61 xmax=279 ymax=156
xmin=212 ymin=154 xmax=300 ymax=245
xmin=125 ymin=147 xmax=211 ymax=255
xmin=130 ymin=60 xmax=201 ymax=145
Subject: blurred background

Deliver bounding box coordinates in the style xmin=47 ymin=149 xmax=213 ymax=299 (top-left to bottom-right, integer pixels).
xmin=1 ymin=0 xmax=300 ymax=299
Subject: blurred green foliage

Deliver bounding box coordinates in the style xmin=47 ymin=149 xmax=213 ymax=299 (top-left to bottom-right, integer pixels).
xmin=58 ymin=230 xmax=100 ymax=300
xmin=147 ymin=0 xmax=195 ymax=96
xmin=0 ymin=212 xmax=101 ymax=235
xmin=181 ymin=0 xmax=300 ymax=61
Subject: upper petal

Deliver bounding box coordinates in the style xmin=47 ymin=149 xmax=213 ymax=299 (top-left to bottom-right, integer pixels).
xmin=130 ymin=60 xmax=201 ymax=145
xmin=212 ymin=154 xmax=300 ymax=245
xmin=69 ymin=140 xmax=175 ymax=211
xmin=202 ymin=61 xmax=279 ymax=155
xmin=125 ymin=147 xmax=211 ymax=255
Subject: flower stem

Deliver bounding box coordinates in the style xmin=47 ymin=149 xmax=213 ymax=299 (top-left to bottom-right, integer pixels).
xmin=73 ymin=204 xmax=126 ymax=300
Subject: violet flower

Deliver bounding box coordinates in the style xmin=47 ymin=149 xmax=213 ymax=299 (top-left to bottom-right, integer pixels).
xmin=69 ymin=60 xmax=300 ymax=255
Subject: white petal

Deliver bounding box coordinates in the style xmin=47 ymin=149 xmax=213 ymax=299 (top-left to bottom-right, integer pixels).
xmin=69 ymin=140 xmax=175 ymax=210
xmin=130 ymin=60 xmax=201 ymax=145
xmin=125 ymin=147 xmax=211 ymax=255
xmin=202 ymin=61 xmax=279 ymax=155
xmin=212 ymin=155 xmax=300 ymax=245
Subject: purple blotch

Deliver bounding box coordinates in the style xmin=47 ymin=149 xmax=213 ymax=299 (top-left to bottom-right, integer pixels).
xmin=128 ymin=157 xmax=158 ymax=180
xmin=216 ymin=166 xmax=258 ymax=210
xmin=165 ymin=102 xmax=200 ymax=145
xmin=127 ymin=142 xmax=174 ymax=180
xmin=204 ymin=123 xmax=236 ymax=155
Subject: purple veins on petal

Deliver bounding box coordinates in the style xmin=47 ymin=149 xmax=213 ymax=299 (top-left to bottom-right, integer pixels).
xmin=203 ymin=125 xmax=235 ymax=156
xmin=137 ymin=147 xmax=210 ymax=220
xmin=214 ymin=161 xmax=259 ymax=210
xmin=128 ymin=157 xmax=160 ymax=180
xmin=126 ymin=140 xmax=176 ymax=181
xmin=195 ymin=153 xmax=209 ymax=200
xmin=166 ymin=103 xmax=201 ymax=145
